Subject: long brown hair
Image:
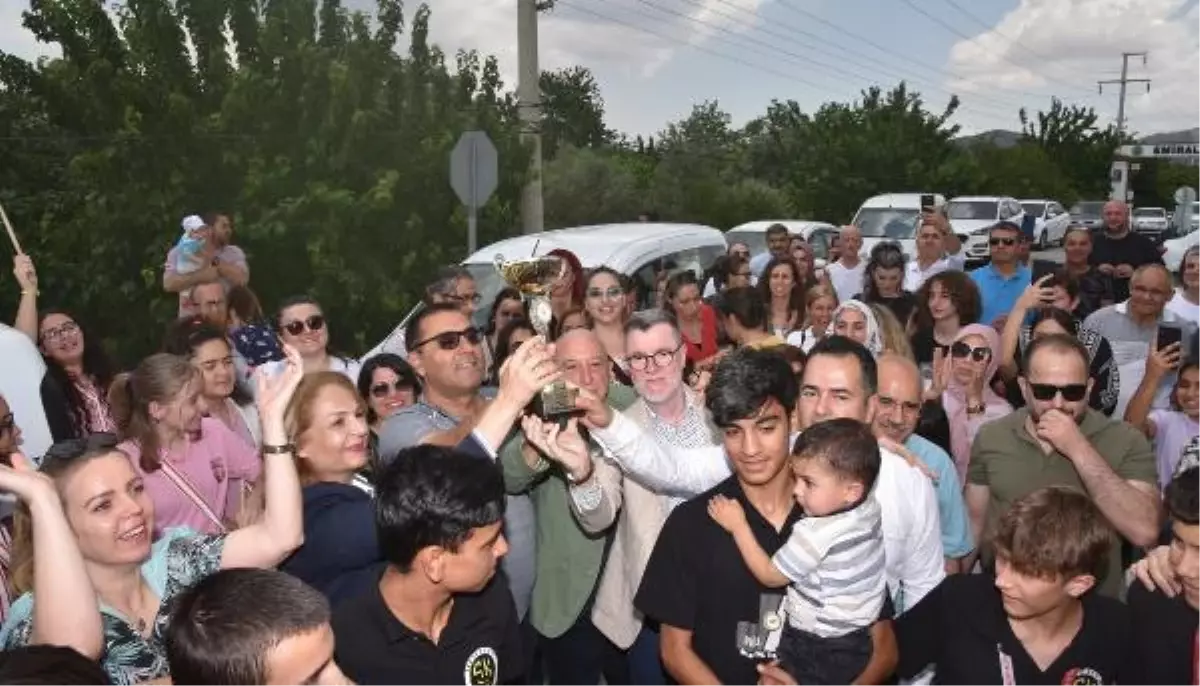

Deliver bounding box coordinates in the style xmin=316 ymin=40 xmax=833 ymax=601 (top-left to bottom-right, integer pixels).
xmin=285 ymin=371 xmax=366 ymax=484
xmin=107 ymin=353 xmax=198 ymax=472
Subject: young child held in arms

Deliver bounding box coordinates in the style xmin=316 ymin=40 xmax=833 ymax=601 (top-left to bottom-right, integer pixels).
xmin=708 ymin=417 xmax=886 ymax=684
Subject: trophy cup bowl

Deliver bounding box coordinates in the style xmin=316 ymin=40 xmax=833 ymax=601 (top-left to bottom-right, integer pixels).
xmin=493 ymin=253 xmax=578 ymax=419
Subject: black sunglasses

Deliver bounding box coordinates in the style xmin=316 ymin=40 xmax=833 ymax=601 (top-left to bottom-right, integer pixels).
xmin=412 ymin=326 xmax=483 ymax=352
xmin=950 ymin=341 xmax=992 ymax=362
xmin=371 ymin=380 xmax=414 ymax=398
xmin=989 ymin=237 xmax=1017 ymax=247
xmin=282 ymin=314 xmax=326 ymax=336
xmin=43 ymin=432 xmax=119 ymax=463
xmin=1028 ymin=383 xmax=1088 ymax=402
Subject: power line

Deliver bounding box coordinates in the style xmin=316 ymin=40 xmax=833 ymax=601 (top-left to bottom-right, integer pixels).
xmin=1098 ymin=51 xmax=1151 ymax=135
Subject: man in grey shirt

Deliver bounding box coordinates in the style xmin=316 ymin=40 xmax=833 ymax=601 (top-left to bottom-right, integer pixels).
xmin=377 ymin=301 xmax=537 ymax=620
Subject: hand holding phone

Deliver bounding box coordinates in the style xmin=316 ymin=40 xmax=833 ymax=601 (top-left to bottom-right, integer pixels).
xmin=1156 ymin=324 xmax=1183 ymax=352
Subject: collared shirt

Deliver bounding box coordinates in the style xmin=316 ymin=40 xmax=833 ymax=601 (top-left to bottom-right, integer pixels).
xmin=332 ymin=572 xmax=523 ymax=685
xmin=903 ymin=434 xmax=974 ymax=559
xmin=967 ymin=407 xmax=1157 ymax=598
xmin=896 ymin=574 xmax=1131 ymax=684
xmin=970 ymin=263 xmax=1031 ymax=326
xmin=903 ymin=256 xmax=955 ymax=293
xmin=591 ymin=416 xmax=945 ymax=612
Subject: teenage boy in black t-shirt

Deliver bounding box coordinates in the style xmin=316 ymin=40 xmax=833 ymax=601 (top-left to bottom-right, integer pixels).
xmin=332 ymin=446 xmax=523 ymax=685
xmin=1128 ymin=466 xmax=1199 ymax=685
xmin=895 ymin=486 xmax=1132 ymax=684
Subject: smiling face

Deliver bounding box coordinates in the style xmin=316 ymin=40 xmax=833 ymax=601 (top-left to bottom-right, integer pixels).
xmin=768 ymin=263 xmax=796 ymax=300
xmin=296 ymin=382 xmax=370 ymax=481
xmin=584 ymin=271 xmax=625 ymax=326
xmin=0 ymin=395 xmax=22 ymax=458
xmin=409 ymin=310 xmax=484 ymax=396
xmin=1175 ymin=366 xmax=1199 ymax=420
xmin=797 ymin=354 xmax=874 ymax=429
xmin=834 ymin=307 xmax=869 ymax=346
xmin=1063 ymin=229 xmax=1092 ymax=266
xmin=367 ymin=366 xmax=416 ymax=422
xmin=39 ymin=312 xmax=85 ymax=366
xmin=719 ymin=398 xmax=792 ymax=487
xmin=950 ymin=333 xmax=992 ymax=386
xmin=626 ymin=323 xmax=684 ymax=405
xmin=808 ymin=295 xmax=836 ymax=333
xmin=279 ymin=303 xmax=329 ymax=357
xmin=59 ymin=452 xmax=155 ymax=567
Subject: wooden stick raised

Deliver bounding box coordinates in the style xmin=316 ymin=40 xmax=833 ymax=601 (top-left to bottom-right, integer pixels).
xmin=0 ymin=200 xmax=24 ymax=255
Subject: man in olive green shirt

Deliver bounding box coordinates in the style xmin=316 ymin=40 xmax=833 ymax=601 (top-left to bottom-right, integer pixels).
xmin=499 ymin=329 xmax=635 ymax=683
xmin=966 ymin=333 xmax=1161 ymax=598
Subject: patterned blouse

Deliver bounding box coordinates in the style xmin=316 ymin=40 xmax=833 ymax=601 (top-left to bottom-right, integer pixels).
xmin=76 ymin=375 xmax=117 ymax=433
xmin=0 ymin=528 xmax=226 ymax=685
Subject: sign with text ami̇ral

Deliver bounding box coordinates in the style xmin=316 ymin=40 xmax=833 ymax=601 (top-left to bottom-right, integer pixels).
xmin=450 ymin=130 xmax=499 ymax=255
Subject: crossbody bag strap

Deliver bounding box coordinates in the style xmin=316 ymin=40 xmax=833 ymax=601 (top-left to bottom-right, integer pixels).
xmin=159 ymin=461 xmax=227 ymax=534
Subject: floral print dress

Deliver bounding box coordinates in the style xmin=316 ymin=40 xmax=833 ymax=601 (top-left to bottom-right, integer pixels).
xmin=0 ymin=528 xmax=226 ymax=685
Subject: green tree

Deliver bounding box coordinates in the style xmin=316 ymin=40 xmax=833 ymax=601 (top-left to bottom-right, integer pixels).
xmin=1020 ymin=98 xmax=1127 ymax=199
xmin=965 ymin=143 xmax=1076 ymax=204
xmin=542 ymin=145 xmax=644 ymax=228
xmin=539 ymin=65 xmax=613 ymax=159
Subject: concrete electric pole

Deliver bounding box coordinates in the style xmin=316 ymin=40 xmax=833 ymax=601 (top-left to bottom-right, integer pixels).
xmin=517 ymin=0 xmax=544 ymax=235
xmin=1098 ymin=52 xmax=1151 ymax=135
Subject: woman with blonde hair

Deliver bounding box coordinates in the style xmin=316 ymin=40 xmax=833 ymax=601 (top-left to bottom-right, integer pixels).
xmin=786 ymin=285 xmax=838 ymax=353
xmin=870 ymin=303 xmax=915 ymax=360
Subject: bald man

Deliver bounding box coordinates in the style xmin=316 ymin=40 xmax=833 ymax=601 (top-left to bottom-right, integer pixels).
xmin=826 ymin=225 xmax=866 ymax=304
xmin=1090 ymin=199 xmax=1163 ymax=302
xmin=872 ymin=354 xmax=974 ymax=573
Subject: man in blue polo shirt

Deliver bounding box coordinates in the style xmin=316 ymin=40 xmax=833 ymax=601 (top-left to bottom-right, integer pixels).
xmin=970 ymin=221 xmax=1030 ymax=328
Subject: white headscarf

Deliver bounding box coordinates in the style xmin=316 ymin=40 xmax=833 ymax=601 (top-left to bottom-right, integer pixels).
xmin=826 ymin=300 xmax=882 ymax=356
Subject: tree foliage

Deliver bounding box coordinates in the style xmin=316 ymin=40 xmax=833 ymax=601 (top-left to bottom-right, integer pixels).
xmin=1020 ymin=98 xmax=1127 ymax=199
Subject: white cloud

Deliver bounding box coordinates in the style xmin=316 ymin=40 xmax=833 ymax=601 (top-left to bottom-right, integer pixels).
xmin=0 ymin=0 xmax=59 ymax=62
xmin=945 ymin=0 xmax=1199 ymax=135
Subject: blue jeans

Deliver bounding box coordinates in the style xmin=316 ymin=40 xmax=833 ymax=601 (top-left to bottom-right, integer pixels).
xmin=626 ymin=624 xmax=666 ymax=685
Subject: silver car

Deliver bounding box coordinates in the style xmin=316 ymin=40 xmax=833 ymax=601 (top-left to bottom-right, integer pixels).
xmin=1132 ymin=207 xmax=1169 ymax=240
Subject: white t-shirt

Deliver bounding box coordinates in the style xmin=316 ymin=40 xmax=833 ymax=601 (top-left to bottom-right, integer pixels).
xmin=0 ymin=325 xmax=53 ymax=520
xmin=826 ymin=260 xmax=866 ymax=304
xmin=786 ymin=327 xmax=822 ymax=353
xmin=1166 ymin=289 xmax=1199 ymax=325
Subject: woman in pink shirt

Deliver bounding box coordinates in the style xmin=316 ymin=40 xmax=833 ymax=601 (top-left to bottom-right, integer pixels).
xmin=108 ymin=353 xmax=261 ymax=536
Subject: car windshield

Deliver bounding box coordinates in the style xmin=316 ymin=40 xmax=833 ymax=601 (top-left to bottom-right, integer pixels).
xmin=726 ymin=230 xmax=769 ymax=257
xmin=1071 ymin=201 xmax=1105 ymax=216
xmin=1020 ymin=202 xmax=1045 ymax=217
xmin=946 ymin=201 xmax=999 ymax=221
xmin=1133 ymin=208 xmax=1165 ymax=217
xmin=853 ymin=208 xmax=919 ymax=238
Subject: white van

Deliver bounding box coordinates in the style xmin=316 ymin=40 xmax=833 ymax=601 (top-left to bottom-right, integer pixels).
xmin=365 ymin=222 xmax=727 ymax=359
xmin=851 ymin=193 xmax=946 ymax=258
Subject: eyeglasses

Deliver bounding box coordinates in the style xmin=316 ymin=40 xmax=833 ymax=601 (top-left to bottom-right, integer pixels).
xmin=371 ymin=380 xmax=413 ymax=398
xmin=447 ymin=292 xmax=483 ymax=307
xmin=950 ymin=341 xmax=992 ymax=362
xmin=989 ymin=237 xmax=1017 ymax=247
xmin=0 ymin=414 xmax=14 ymax=434
xmin=41 ymin=321 xmax=80 ymax=343
xmin=1028 ymin=383 xmax=1088 ymax=402
xmin=586 ymin=286 xmax=624 ymax=301
xmin=43 ymin=432 xmax=119 ymax=463
xmin=282 ymin=315 xmax=325 ymax=336
xmin=626 ymin=344 xmax=682 ymax=371
xmin=411 ymin=326 xmax=483 ymax=352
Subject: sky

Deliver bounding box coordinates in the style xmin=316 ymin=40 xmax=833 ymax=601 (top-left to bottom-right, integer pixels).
xmin=1 ymin=0 xmax=1197 ymax=139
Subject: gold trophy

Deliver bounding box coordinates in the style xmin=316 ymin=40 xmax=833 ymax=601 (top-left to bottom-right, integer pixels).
xmin=493 ymin=253 xmax=578 ymax=418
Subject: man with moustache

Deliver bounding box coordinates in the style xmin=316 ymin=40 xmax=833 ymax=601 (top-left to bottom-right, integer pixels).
xmin=1090 ymin=199 xmax=1162 ymax=303
xmin=872 ymin=354 xmax=973 ymax=573
xmin=376 ymin=302 xmax=538 ymax=622
xmin=966 ymin=333 xmax=1160 ymax=598
xmin=633 ymin=349 xmax=898 ymax=685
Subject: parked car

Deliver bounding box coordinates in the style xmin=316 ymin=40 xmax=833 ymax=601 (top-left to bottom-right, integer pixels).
xmin=850 ymin=193 xmax=947 ymax=259
xmin=1069 ymin=200 xmax=1107 ymax=232
xmin=1019 ymin=199 xmax=1071 ymax=249
xmin=1132 ymin=207 xmax=1170 ymax=241
xmin=725 ymin=220 xmax=840 ymax=266
xmin=364 ymin=222 xmax=728 ymax=359
xmin=949 ymin=196 xmax=1026 ymax=266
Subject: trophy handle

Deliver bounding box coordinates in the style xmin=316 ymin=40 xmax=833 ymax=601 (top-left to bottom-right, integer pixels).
xmin=493 ymin=253 xmax=507 ymax=272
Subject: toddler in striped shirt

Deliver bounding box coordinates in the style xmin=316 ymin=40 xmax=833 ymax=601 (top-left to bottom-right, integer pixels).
xmin=709 ymin=418 xmax=887 ymax=684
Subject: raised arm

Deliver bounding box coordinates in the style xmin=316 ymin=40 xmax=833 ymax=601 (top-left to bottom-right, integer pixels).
xmin=1124 ymin=340 xmax=1179 ymax=438
xmin=1000 ymin=276 xmax=1054 ymax=379
xmin=220 ymin=347 xmax=305 ymax=569
xmin=12 ymin=255 xmax=38 ymax=341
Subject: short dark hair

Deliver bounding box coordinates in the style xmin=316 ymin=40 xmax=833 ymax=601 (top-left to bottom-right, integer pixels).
xmin=1028 ymin=307 xmax=1079 ymax=337
xmin=357 ymin=353 xmax=421 ymax=423
xmin=274 ymin=295 xmax=323 ymax=330
xmin=717 ymin=286 xmax=767 ymax=330
xmin=991 ymin=486 xmax=1112 ymax=581
xmin=1166 ymin=467 xmax=1198 ymax=527
xmin=792 ymin=417 xmax=881 ymax=491
xmin=990 ymin=221 xmax=1022 ymax=236
xmin=166 ymin=568 xmax=331 ymax=685
xmin=1044 ymin=269 xmax=1081 ymax=301
xmin=706 ymin=347 xmax=798 ymax=427
xmin=374 ymin=445 xmax=506 ymax=572
xmin=1023 ymin=333 xmax=1089 ymax=375
xmin=404 ymin=302 xmax=468 ymax=353
xmin=765 ymin=223 xmax=789 ymax=238
xmin=807 ymin=335 xmax=878 ymax=395
xmin=0 ymin=645 xmax=110 ymax=685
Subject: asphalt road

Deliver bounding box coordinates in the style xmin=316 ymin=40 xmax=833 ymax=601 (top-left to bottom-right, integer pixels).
xmin=1030 ymin=247 xmax=1065 ymax=264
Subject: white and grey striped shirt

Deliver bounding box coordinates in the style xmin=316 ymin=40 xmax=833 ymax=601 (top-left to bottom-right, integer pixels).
xmin=773 ymin=494 xmax=887 ymax=638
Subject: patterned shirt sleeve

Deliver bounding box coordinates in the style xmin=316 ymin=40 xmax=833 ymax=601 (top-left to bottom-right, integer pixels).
xmin=166 ymin=533 xmax=227 ymax=593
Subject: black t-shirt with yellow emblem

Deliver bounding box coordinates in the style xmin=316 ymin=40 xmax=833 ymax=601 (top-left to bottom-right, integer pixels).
xmin=332 ymin=570 xmax=522 ymax=685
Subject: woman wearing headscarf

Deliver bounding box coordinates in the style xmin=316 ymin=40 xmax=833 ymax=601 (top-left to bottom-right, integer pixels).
xmin=925 ymin=323 xmax=1012 ymax=483
xmin=828 ymin=300 xmax=883 ymax=357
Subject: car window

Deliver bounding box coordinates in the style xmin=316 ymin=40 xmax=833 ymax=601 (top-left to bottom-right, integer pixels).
xmin=1021 ymin=202 xmax=1046 ymax=217
xmin=630 ymin=244 xmax=724 ymax=309
xmin=727 ymin=231 xmax=768 ymax=257
xmin=853 ymin=208 xmax=920 ymax=238
xmin=947 ymin=201 xmax=999 ymax=221
xmin=808 ymin=229 xmax=835 ymax=261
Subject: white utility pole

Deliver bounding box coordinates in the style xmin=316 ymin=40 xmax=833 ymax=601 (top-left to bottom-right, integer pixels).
xmin=517 ymin=0 xmax=544 ymax=234
xmin=1098 ymin=52 xmax=1151 ymax=136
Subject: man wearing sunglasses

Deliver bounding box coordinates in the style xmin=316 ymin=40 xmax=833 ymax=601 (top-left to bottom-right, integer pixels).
xmin=969 ymin=221 xmax=1031 ymax=329
xmin=965 ymin=333 xmax=1160 ymax=598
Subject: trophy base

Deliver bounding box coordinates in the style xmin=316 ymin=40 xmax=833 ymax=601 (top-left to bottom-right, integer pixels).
xmin=529 ymin=382 xmax=579 ymax=422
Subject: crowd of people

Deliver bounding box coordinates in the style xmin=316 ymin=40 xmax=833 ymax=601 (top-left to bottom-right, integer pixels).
xmin=0 ymin=199 xmax=1195 ymax=685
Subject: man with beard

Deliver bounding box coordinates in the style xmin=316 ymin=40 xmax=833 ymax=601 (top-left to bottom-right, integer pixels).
xmin=894 ymin=487 xmax=1132 ymax=684
xmin=376 ymin=302 xmax=538 ymax=624
xmin=966 ymin=333 xmax=1159 ymax=598
xmin=872 ymin=355 xmax=973 ymax=573
xmin=1089 ymin=199 xmax=1162 ymax=303
xmin=163 ymin=211 xmax=249 ymax=318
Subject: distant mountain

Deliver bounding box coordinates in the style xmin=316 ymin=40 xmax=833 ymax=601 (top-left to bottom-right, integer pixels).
xmin=953 ymin=127 xmax=1198 ymax=149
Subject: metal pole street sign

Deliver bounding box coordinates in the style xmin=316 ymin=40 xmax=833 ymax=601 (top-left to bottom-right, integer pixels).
xmin=450 ymin=131 xmax=499 ymax=255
